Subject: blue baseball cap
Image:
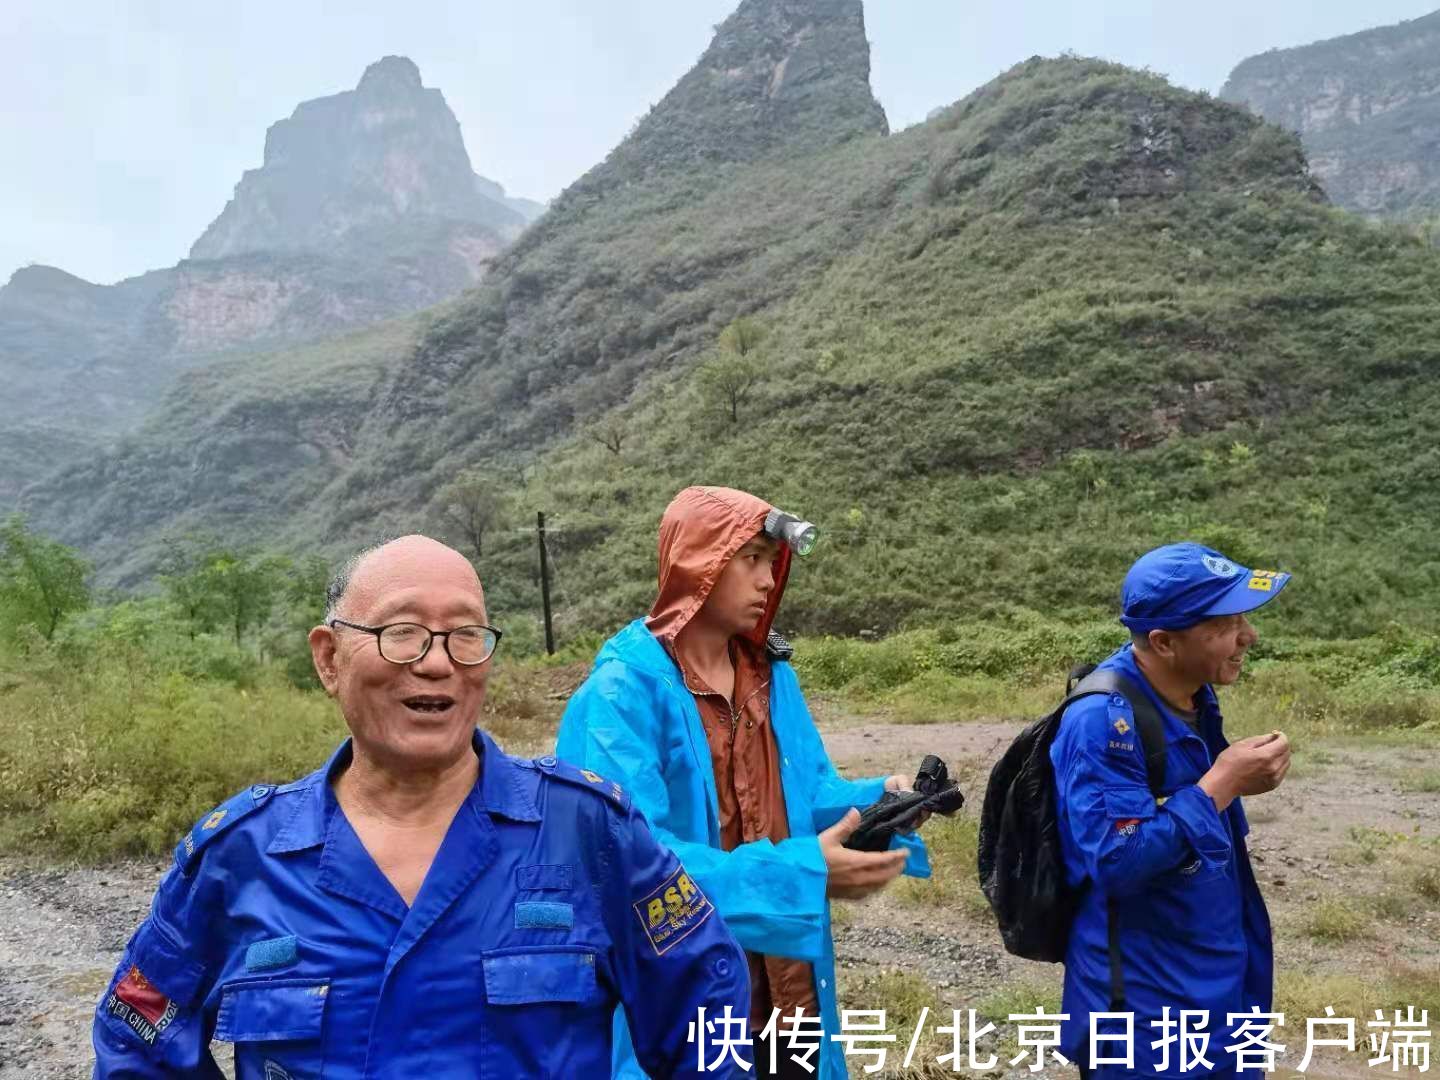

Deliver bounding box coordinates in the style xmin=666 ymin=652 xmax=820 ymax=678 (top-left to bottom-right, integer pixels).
xmin=1120 ymin=542 xmax=1291 ymax=634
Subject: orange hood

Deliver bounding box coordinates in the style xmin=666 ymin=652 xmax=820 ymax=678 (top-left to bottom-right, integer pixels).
xmin=645 ymin=486 xmax=792 ymax=649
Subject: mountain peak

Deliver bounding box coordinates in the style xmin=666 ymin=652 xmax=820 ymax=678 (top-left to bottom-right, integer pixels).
xmin=358 ymin=55 xmax=424 ymax=95
xmin=189 ymin=57 xmax=530 ymax=261
xmin=2 ymin=264 xmax=95 ymax=294
xmin=565 ymin=0 xmax=886 ymax=199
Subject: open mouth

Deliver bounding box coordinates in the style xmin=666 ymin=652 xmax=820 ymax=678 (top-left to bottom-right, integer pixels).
xmin=402 ymin=695 xmax=455 ymax=715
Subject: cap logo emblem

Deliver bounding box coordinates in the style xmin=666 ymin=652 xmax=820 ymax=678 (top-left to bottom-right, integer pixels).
xmin=1202 ymin=555 xmax=1239 ymax=578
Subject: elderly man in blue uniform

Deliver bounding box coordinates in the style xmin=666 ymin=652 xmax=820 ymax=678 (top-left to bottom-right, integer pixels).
xmin=558 ymin=487 xmax=929 ymax=1080
xmin=92 ymin=534 xmax=749 ymax=1079
xmin=1052 ymin=543 xmax=1293 ymax=1078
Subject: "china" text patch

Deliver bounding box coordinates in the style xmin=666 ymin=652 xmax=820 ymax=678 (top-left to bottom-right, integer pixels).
xmin=107 ymin=965 xmax=177 ymax=1045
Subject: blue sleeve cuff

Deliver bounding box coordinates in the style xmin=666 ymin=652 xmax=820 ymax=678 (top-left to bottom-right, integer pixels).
xmin=811 ymin=775 xmax=888 ymax=832
xmin=1162 ymin=784 xmax=1232 ymax=871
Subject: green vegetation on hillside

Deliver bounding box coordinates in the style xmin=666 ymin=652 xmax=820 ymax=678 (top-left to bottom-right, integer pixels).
xmin=32 ymin=57 xmax=1398 ymax=651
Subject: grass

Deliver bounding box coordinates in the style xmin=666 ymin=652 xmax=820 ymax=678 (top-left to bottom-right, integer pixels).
xmin=1276 ymin=967 xmax=1440 ymax=1032
xmin=834 ymin=969 xmax=1071 ymax=1078
xmin=803 ymin=623 xmax=1440 ymax=750
xmin=1296 ymin=821 xmax=1440 ymax=943
xmin=0 ymin=642 xmax=566 ymax=859
xmin=6 ymin=608 xmax=1440 ymax=865
xmin=834 ymin=969 xmax=956 ymax=1078
xmin=1298 ymin=900 xmax=1360 ymax=946
xmin=974 ymin=981 xmax=1065 ymax=1022
xmin=893 ymin=813 xmax=993 ymax=922
xmin=1399 ymin=769 xmax=1440 ymax=794
xmin=1413 ymin=867 xmax=1440 ymax=904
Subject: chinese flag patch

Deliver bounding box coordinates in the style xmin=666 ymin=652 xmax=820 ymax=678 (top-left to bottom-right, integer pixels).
xmin=116 ymin=966 xmax=169 ymax=1023
xmin=108 ymin=965 xmax=177 ymax=1044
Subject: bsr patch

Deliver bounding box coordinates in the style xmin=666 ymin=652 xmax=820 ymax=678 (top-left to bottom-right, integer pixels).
xmin=633 ymin=868 xmax=713 ymax=955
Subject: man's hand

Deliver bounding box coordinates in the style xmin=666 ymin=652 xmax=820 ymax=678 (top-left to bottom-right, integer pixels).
xmin=884 ymin=772 xmax=935 ymax=829
xmin=820 ymin=808 xmax=908 ymax=899
xmin=1198 ymin=731 xmax=1291 ymax=811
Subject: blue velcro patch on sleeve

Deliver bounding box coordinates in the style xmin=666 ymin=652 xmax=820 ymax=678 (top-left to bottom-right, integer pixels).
xmin=515 ymin=902 xmax=574 ymax=930
xmin=631 ymin=867 xmax=713 ymax=955
xmin=244 ymin=934 xmax=298 ymax=971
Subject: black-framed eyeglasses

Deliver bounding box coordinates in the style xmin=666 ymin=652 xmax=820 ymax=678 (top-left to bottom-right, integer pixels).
xmin=329 ymin=619 xmax=502 ymax=666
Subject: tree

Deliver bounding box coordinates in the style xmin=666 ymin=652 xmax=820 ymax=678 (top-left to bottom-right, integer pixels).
xmin=161 ymin=536 xmax=225 ymax=640
xmin=1065 ymin=450 xmax=1101 ymax=500
xmin=161 ymin=542 xmax=290 ymax=647
xmin=285 ymin=555 xmax=332 ymax=627
xmin=438 ymin=471 xmax=509 ymax=559
xmin=0 ymin=516 xmax=90 ymax=641
xmin=718 ymin=316 xmax=765 ymax=358
xmin=586 ymin=414 xmax=631 ymax=456
xmin=697 ymin=317 xmax=768 ymax=424
xmin=204 ymin=550 xmax=291 ymax=648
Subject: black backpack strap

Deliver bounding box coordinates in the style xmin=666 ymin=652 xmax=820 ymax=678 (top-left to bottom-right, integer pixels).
xmin=1065 ymin=662 xmax=1096 ymax=696
xmin=1061 ymin=666 xmax=1173 ymax=1012
xmin=1107 ymin=897 xmax=1125 ymax=1010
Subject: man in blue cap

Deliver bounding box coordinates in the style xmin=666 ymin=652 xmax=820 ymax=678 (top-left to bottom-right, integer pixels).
xmin=1050 ymin=542 xmax=1293 ymax=1078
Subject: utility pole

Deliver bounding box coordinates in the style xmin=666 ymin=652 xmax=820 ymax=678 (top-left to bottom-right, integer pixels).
xmin=536 ymin=511 xmax=555 ymax=655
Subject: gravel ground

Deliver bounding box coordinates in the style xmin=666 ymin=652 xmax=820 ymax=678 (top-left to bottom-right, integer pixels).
xmin=0 ymin=861 xmax=163 ymax=1078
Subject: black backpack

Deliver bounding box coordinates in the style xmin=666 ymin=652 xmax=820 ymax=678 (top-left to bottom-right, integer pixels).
xmin=976 ymin=663 xmax=1167 ymax=1004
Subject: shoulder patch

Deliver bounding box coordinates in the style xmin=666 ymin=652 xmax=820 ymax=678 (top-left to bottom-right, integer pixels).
xmin=632 ymin=866 xmax=714 ymax=955
xmin=534 ymin=756 xmax=631 ymax=811
xmin=1060 ymin=692 xmax=1134 ymax=753
xmin=766 ymin=630 xmax=794 ymax=661
xmin=175 ymin=784 xmax=275 ymax=871
xmin=1103 ymin=694 xmax=1139 ymax=755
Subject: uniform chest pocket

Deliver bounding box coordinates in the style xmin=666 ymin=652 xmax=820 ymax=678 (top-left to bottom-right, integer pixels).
xmin=482 ymin=946 xmax=598 ymax=1004
xmin=215 ymin=978 xmax=329 ymax=1079
xmin=481 ymin=947 xmax=611 ymax=1078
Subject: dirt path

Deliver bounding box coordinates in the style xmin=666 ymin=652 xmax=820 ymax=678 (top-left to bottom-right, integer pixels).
xmin=0 ymin=862 xmax=163 ymax=1078
xmin=3 ymin=716 xmax=1436 ymax=1078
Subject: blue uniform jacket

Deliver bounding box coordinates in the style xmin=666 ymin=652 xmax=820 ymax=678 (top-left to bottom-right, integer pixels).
xmin=92 ymin=729 xmax=749 ymax=1079
xmin=556 ymin=619 xmax=929 ymax=1080
xmin=1050 ymin=645 xmax=1273 ymax=1078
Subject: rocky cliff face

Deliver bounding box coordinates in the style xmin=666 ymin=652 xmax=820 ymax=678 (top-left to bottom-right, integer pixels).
xmin=1 ymin=57 xmax=539 ymax=506
xmin=1221 ymin=11 xmax=1440 ymax=216
xmin=191 ymin=56 xmax=536 ymax=259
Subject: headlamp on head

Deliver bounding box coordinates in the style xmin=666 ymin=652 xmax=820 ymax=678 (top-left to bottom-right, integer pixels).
xmin=763 ymin=508 xmax=819 ymax=557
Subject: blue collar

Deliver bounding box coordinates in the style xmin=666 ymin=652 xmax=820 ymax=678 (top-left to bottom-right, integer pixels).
xmin=268 ymin=728 xmax=539 ymax=855
xmin=1109 ymin=643 xmax=1220 ymax=715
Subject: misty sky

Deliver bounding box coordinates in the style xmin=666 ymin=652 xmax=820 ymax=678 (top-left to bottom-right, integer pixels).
xmin=5 ymin=1 xmax=1436 ymax=285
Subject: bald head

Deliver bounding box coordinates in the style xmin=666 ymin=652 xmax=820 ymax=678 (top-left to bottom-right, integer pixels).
xmin=311 ymin=534 xmax=494 ymax=775
xmin=326 ymin=535 xmax=485 ymax=625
